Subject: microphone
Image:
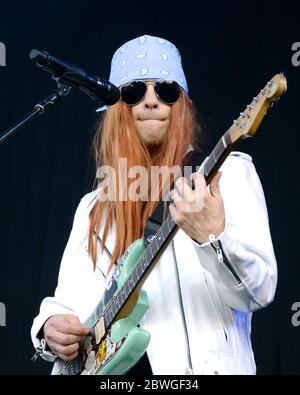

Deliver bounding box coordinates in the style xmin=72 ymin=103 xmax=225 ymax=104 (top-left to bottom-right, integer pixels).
xmin=29 ymin=49 xmax=120 ymax=105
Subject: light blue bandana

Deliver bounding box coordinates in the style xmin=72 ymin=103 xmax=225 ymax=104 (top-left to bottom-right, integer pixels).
xmin=96 ymin=34 xmax=188 ymax=112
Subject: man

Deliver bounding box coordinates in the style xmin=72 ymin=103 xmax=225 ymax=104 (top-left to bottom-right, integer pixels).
xmin=31 ymin=34 xmax=277 ymax=375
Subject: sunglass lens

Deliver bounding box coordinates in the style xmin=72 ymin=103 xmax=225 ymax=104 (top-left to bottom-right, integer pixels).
xmin=155 ymin=81 xmax=181 ymax=104
xmin=121 ymin=81 xmax=147 ymax=106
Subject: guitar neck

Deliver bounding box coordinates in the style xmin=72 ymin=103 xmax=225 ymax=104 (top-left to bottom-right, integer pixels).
xmin=202 ymin=128 xmax=240 ymax=184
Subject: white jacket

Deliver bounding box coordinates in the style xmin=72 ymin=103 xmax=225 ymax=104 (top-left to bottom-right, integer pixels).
xmin=31 ymin=151 xmax=277 ymax=375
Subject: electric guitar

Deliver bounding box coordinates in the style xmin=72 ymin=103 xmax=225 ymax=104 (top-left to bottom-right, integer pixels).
xmin=54 ymin=74 xmax=287 ymax=375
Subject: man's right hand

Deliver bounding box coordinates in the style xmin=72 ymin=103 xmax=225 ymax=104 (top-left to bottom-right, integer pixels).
xmin=43 ymin=314 xmax=90 ymax=361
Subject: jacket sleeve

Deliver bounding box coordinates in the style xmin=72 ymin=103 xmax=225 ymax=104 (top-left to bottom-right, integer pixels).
xmin=192 ymin=152 xmax=278 ymax=313
xmin=30 ymin=189 xmax=103 ymax=362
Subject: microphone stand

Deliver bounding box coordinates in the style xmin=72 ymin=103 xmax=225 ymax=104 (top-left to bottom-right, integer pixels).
xmin=0 ymin=79 xmax=72 ymax=144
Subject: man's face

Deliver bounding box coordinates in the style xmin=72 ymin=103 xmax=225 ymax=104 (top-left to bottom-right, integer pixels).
xmin=131 ymin=80 xmax=172 ymax=148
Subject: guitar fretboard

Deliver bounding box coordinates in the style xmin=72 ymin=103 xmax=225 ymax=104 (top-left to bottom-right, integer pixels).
xmin=204 ymin=129 xmax=233 ymax=178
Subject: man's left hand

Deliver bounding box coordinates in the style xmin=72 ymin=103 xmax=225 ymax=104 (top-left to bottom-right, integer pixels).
xmin=169 ymin=171 xmax=225 ymax=244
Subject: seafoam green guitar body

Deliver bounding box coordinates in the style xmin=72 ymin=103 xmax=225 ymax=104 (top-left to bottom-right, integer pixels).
xmin=54 ymin=239 xmax=151 ymax=375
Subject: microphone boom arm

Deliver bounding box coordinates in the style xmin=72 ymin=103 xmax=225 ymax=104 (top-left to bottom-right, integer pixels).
xmin=0 ymin=48 xmax=118 ymax=144
xmin=0 ymin=79 xmax=72 ymax=144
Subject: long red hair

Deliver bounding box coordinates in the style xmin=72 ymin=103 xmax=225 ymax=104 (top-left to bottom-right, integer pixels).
xmin=88 ymin=91 xmax=201 ymax=272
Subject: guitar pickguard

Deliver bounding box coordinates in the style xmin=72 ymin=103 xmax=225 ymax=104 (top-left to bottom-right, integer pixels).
xmin=80 ymin=329 xmax=124 ymax=375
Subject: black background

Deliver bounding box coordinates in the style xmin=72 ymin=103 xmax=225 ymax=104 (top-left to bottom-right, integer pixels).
xmin=0 ymin=0 xmax=299 ymax=375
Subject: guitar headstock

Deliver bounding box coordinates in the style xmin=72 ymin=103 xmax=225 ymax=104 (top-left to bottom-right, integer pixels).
xmin=230 ymin=73 xmax=287 ymax=143
xmin=265 ymin=73 xmax=287 ymax=100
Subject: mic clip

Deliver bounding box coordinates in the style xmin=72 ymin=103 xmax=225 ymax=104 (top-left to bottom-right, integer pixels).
xmin=34 ymin=78 xmax=72 ymax=114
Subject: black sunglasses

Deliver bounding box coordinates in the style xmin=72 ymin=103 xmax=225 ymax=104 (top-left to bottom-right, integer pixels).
xmin=120 ymin=79 xmax=181 ymax=106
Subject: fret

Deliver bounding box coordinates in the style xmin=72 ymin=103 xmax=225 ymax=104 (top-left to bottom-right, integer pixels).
xmin=149 ymin=238 xmax=158 ymax=256
xmin=149 ymin=246 xmax=154 ymax=259
xmin=212 ymin=149 xmax=217 ymax=163
xmin=166 ymin=216 xmax=171 ymax=227
xmin=203 ymin=161 xmax=208 ymax=178
xmin=103 ymin=310 xmax=108 ymax=326
xmin=134 ymin=269 xmax=139 ymax=285
xmin=144 ymin=248 xmax=152 ymax=267
xmin=167 ymin=215 xmax=175 ymax=231
xmin=104 ymin=304 xmax=112 ymax=327
xmin=140 ymin=256 xmax=147 ymax=270
xmin=129 ymin=276 xmax=134 ymax=287
xmin=117 ymin=294 xmax=123 ymax=310
xmin=95 ymin=305 xmax=101 ymax=318
xmin=135 ymin=264 xmax=143 ymax=284
xmin=222 ymin=135 xmax=227 ymax=148
xmin=103 ymin=313 xmax=108 ymax=328
xmin=136 ymin=265 xmax=143 ymax=281
xmin=124 ymin=282 xmax=130 ymax=298
xmin=139 ymin=258 xmax=146 ymax=273
xmin=224 ymin=130 xmax=231 ymax=147
xmin=155 ymin=234 xmax=160 ymax=252
xmin=132 ymin=268 xmax=139 ymax=283
xmin=213 ymin=140 xmax=225 ymax=162
xmin=112 ymin=299 xmax=118 ymax=317
xmin=159 ymin=225 xmax=170 ymax=246
xmin=107 ymin=311 xmax=114 ymax=327
xmin=108 ymin=309 xmax=113 ymax=323
xmin=116 ymin=294 xmax=122 ymax=310
xmin=205 ymin=155 xmax=215 ymax=176
xmin=167 ymin=215 xmax=172 ymax=231
xmin=145 ymin=247 xmax=153 ymax=265
xmin=142 ymin=257 xmax=148 ymax=272
xmin=116 ymin=297 xmax=122 ymax=314
xmin=106 ymin=308 xmax=111 ymax=322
